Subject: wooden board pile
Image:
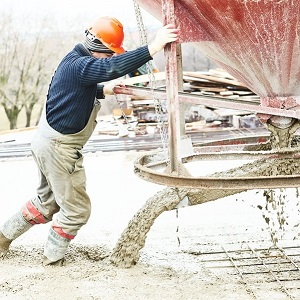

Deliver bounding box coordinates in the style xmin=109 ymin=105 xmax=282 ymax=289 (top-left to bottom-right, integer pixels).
xmin=183 ymin=69 xmax=259 ymax=102
xmin=128 ymin=68 xmax=260 ymax=124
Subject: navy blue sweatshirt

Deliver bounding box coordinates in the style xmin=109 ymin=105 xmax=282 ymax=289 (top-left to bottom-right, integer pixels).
xmin=46 ymin=43 xmax=153 ymax=134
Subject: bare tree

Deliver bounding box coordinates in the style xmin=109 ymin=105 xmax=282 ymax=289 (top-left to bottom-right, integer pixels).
xmin=0 ymin=15 xmax=21 ymax=129
xmin=19 ymin=32 xmax=50 ymax=128
xmin=0 ymin=14 xmax=60 ymax=129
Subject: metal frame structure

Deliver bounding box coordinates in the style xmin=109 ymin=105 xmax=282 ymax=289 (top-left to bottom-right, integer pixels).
xmin=113 ymin=0 xmax=300 ymax=190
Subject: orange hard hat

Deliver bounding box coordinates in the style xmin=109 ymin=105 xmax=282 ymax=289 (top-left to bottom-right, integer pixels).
xmin=87 ymin=17 xmax=125 ymax=54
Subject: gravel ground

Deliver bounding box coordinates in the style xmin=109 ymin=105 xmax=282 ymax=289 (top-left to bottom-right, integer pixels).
xmin=0 ymin=130 xmax=300 ymax=299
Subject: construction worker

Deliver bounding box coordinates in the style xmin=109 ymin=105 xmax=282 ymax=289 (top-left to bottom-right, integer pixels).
xmin=0 ymin=17 xmax=179 ymax=266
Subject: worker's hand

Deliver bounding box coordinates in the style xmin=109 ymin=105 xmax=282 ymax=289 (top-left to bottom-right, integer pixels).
xmin=103 ymin=81 xmax=125 ymax=96
xmin=148 ymin=24 xmax=179 ymax=56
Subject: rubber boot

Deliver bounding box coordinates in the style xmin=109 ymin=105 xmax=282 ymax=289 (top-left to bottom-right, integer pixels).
xmin=43 ymin=228 xmax=71 ymax=266
xmin=0 ymin=212 xmax=33 ymax=257
xmin=0 ymin=232 xmax=12 ymax=258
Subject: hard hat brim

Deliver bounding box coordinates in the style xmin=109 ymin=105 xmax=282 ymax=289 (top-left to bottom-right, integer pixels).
xmin=99 ymin=37 xmax=125 ymax=54
xmin=105 ymin=44 xmax=125 ymax=54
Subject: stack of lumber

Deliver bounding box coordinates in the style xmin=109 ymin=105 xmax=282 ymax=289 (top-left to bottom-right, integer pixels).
xmin=124 ymin=68 xmax=259 ymax=101
xmin=182 ymin=69 xmax=259 ymax=102
xmin=126 ymin=69 xmax=260 ymax=123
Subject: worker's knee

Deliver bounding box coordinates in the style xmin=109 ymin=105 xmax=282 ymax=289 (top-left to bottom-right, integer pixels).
xmin=74 ymin=198 xmax=92 ymax=226
xmin=76 ymin=206 xmax=91 ymax=228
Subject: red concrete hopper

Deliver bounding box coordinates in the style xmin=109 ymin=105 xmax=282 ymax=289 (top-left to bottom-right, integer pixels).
xmin=136 ymin=0 xmax=300 ymax=120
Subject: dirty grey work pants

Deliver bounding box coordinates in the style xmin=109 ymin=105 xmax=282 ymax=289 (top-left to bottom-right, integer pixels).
xmin=30 ymin=104 xmax=100 ymax=237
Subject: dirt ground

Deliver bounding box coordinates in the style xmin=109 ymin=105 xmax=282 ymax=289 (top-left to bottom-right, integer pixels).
xmin=0 ymin=140 xmax=300 ymax=299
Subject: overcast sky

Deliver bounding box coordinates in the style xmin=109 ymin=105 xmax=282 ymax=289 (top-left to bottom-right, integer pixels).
xmin=0 ymin=0 xmax=160 ymax=31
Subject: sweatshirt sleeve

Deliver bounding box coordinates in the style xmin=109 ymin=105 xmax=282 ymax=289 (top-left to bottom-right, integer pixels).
xmin=77 ymin=46 xmax=153 ymax=85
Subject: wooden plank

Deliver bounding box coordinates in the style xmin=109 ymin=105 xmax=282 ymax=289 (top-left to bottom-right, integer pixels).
xmin=219 ymin=91 xmax=234 ymax=96
xmin=208 ymin=68 xmax=235 ymax=80
xmin=183 ymin=75 xmax=210 ymax=83
xmin=183 ymin=71 xmax=247 ymax=87
xmin=202 ymin=91 xmax=216 ymax=95
xmin=188 ymin=83 xmax=225 ymax=89
xmin=201 ymin=87 xmax=228 ymax=93
xmin=232 ymin=90 xmax=254 ymax=95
